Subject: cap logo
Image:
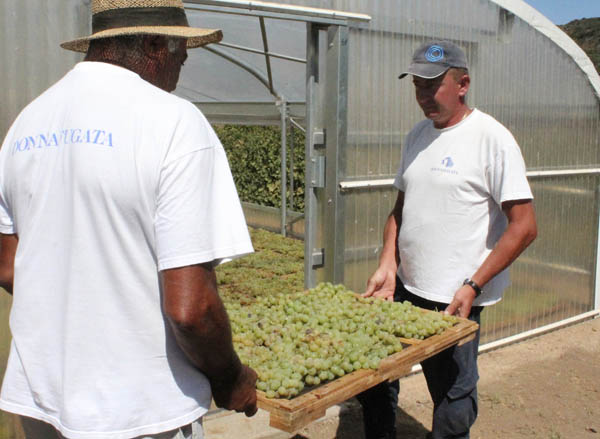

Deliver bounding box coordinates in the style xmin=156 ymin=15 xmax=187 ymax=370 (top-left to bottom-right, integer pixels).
xmin=425 ymin=45 xmax=444 ymax=62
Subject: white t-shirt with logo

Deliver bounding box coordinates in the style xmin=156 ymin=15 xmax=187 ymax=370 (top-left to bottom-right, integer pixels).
xmin=394 ymin=109 xmax=532 ymax=306
xmin=0 ymin=62 xmax=253 ymax=438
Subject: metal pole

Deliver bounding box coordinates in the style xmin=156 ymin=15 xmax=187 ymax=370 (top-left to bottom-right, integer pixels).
xmin=280 ymin=99 xmax=287 ymax=236
xmin=289 ymin=123 xmax=295 ymax=211
xmin=595 ymin=184 xmax=600 ymax=311
xmin=304 ymin=22 xmax=321 ymax=289
xmin=323 ymin=25 xmax=349 ymax=284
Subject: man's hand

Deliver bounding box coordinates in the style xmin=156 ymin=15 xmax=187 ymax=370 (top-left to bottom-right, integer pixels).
xmin=212 ymin=364 xmax=258 ymax=417
xmin=444 ymin=284 xmax=477 ymax=318
xmin=363 ymin=267 xmax=397 ymax=301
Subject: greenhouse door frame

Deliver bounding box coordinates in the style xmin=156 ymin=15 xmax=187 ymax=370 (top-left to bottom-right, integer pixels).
xmin=304 ymin=23 xmax=350 ymax=289
xmin=184 ymin=1 xmax=370 ymax=289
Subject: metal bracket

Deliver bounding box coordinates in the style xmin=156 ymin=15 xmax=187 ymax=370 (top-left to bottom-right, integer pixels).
xmin=312 ymin=130 xmax=325 ymax=148
xmin=312 ymin=248 xmax=325 ymax=268
xmin=310 ymin=156 xmax=326 ymax=188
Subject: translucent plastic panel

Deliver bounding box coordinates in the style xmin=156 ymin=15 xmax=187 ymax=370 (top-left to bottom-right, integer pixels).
xmin=178 ymin=9 xmax=306 ymax=103
xmin=343 ymin=188 xmax=397 ymax=293
xmin=281 ymin=0 xmax=600 ymax=343
xmin=0 ymin=0 xmax=88 ymax=138
xmin=480 ymin=175 xmax=599 ymax=343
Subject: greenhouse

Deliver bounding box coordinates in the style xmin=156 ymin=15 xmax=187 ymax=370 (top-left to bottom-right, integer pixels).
xmin=1 ymin=0 xmax=599 ymax=375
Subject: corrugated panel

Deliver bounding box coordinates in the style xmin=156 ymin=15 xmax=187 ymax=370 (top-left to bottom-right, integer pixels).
xmin=288 ymin=0 xmax=600 ymax=343
xmin=0 ymin=0 xmax=89 ymax=139
xmin=0 ymin=2 xmax=89 ymax=436
xmin=481 ymin=174 xmax=599 ymax=343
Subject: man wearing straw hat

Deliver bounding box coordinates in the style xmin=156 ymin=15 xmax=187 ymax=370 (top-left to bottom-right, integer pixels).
xmin=360 ymin=41 xmax=537 ymax=439
xmin=0 ymin=1 xmax=258 ymax=438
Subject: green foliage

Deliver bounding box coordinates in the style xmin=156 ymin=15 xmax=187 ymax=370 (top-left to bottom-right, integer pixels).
xmin=214 ymin=125 xmax=306 ymax=211
xmin=560 ymin=18 xmax=600 ymax=73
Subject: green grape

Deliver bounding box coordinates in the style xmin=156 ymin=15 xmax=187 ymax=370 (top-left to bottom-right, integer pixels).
xmin=224 ymin=282 xmax=459 ymax=399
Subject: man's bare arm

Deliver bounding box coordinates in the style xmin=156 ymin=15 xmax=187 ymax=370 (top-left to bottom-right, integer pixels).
xmin=162 ymin=263 xmax=257 ymax=416
xmin=0 ymin=234 xmax=18 ymax=295
xmin=446 ymin=199 xmax=537 ymax=317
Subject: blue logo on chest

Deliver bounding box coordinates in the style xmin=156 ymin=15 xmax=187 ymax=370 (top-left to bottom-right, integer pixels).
xmin=441 ymin=156 xmax=454 ymax=168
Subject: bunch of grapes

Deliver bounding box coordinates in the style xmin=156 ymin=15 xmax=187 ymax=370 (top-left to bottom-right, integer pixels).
xmin=225 ymin=282 xmax=458 ymax=399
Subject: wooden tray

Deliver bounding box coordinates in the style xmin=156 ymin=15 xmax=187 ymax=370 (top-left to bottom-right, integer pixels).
xmin=256 ymin=314 xmax=479 ymax=433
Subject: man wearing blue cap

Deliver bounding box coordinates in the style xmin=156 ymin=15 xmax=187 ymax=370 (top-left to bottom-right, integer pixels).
xmin=359 ymin=41 xmax=538 ymax=438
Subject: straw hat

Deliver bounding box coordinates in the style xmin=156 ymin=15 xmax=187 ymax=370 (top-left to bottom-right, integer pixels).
xmin=61 ymin=0 xmax=222 ymax=53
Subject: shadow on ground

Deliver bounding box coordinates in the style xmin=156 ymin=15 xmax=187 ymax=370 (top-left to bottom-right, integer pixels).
xmin=291 ymin=398 xmax=431 ymax=439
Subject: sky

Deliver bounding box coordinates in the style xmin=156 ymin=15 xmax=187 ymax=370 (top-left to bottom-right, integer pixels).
xmin=522 ymin=0 xmax=600 ymax=25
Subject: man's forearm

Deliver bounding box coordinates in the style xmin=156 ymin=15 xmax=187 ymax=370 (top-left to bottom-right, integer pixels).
xmin=170 ymin=293 xmax=242 ymax=383
xmin=471 ymin=201 xmax=537 ymax=288
xmin=379 ymin=191 xmax=404 ymax=270
xmin=379 ymin=213 xmax=400 ymax=270
xmin=162 ymin=265 xmax=242 ymax=385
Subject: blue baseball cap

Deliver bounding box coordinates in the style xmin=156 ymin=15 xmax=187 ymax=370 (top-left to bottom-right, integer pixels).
xmin=399 ymin=40 xmax=468 ymax=79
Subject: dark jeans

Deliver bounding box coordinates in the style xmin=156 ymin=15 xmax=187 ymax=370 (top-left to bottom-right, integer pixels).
xmin=356 ymin=280 xmax=482 ymax=439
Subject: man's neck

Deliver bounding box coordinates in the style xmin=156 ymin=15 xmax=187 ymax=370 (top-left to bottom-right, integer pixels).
xmin=433 ymin=105 xmax=472 ymax=129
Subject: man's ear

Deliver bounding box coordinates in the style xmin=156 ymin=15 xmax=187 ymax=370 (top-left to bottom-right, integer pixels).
xmin=458 ymin=74 xmax=470 ymax=97
xmin=142 ymin=35 xmax=166 ymax=60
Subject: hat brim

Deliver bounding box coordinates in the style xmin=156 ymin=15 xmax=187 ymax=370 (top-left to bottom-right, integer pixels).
xmin=398 ymin=62 xmax=449 ymax=80
xmin=60 ymin=26 xmax=223 ymax=53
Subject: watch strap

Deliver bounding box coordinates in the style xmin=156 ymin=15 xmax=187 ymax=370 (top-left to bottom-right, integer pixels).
xmin=463 ymin=278 xmax=482 ymax=297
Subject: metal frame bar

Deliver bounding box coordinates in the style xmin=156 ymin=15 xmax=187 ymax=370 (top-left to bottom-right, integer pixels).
xmin=215 ymin=41 xmax=306 ymax=63
xmin=259 ymin=16 xmax=274 ymax=94
xmin=304 ymin=22 xmax=321 ymax=289
xmin=339 ymin=168 xmax=600 ymax=191
xmin=289 ymin=123 xmax=295 ymax=211
xmin=526 ymin=168 xmax=600 ymax=178
xmin=184 ymin=0 xmax=371 ymax=24
xmin=596 ymin=184 xmax=600 ymax=311
xmin=303 ymin=22 xmax=350 ymax=288
xmin=202 ymin=45 xmax=280 ymax=98
xmin=187 ymin=4 xmax=349 ymax=25
xmin=323 ymin=25 xmax=349 ymax=285
xmin=279 ymin=99 xmax=287 ymax=236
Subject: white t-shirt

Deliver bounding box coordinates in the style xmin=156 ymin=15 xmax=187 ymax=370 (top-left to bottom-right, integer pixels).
xmin=394 ymin=109 xmax=532 ymax=306
xmin=0 ymin=62 xmax=253 ymax=438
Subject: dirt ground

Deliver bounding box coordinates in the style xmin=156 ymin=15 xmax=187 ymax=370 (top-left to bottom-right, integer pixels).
xmin=206 ymin=316 xmax=600 ymax=439
xmin=333 ymin=316 xmax=600 ymax=439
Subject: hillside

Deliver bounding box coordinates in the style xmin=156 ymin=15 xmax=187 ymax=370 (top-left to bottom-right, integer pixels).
xmin=560 ymin=17 xmax=600 ymax=73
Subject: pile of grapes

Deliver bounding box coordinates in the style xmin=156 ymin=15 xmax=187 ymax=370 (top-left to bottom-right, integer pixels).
xmin=225 ymin=282 xmax=458 ymax=399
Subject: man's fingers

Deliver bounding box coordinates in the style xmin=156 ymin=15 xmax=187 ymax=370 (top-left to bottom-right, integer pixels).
xmin=363 ymin=278 xmax=378 ymax=297
xmin=444 ymin=301 xmax=458 ymax=316
xmin=372 ymin=289 xmax=392 ymax=300
xmin=459 ymin=304 xmax=471 ymax=319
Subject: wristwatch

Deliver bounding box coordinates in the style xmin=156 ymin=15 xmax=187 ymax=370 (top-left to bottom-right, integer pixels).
xmin=463 ymin=278 xmax=482 ymax=297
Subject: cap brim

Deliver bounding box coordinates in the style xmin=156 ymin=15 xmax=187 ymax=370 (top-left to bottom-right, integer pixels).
xmin=60 ymin=26 xmax=223 ymax=53
xmin=398 ymin=62 xmax=448 ymax=79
